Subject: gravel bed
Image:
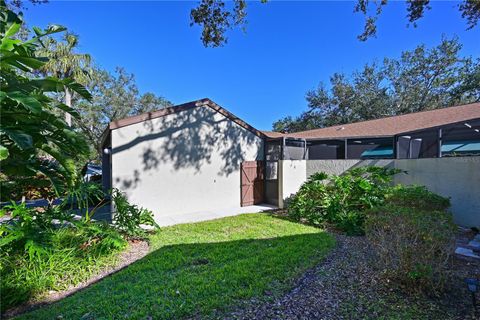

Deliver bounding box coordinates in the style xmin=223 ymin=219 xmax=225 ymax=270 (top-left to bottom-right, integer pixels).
xmin=223 ymin=233 xmax=479 ymax=320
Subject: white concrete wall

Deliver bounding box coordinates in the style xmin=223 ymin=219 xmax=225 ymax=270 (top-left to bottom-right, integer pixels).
xmin=111 ymin=106 xmax=264 ymax=224
xmin=305 ymin=158 xmax=480 ymax=227
xmin=394 ymin=157 xmax=480 ymax=227
xmin=278 ymin=160 xmax=307 ymax=208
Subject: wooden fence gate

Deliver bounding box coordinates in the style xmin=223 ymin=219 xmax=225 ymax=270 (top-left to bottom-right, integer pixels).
xmin=240 ymin=161 xmax=264 ymax=206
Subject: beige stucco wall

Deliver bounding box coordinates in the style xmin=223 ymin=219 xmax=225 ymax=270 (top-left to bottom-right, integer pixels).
xmin=111 ymin=106 xmax=264 ymax=223
xmin=305 ymin=158 xmax=480 ymax=227
xmin=278 ymin=160 xmax=307 ymax=208
xmin=394 ymin=157 xmax=480 ymax=227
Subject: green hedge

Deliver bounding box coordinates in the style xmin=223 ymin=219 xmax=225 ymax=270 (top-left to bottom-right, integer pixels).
xmin=287 ymin=166 xmax=400 ymax=235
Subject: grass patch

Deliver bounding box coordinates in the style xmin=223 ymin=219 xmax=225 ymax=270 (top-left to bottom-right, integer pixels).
xmin=19 ymin=213 xmax=334 ymax=319
xmin=1 ymin=222 xmax=126 ymax=313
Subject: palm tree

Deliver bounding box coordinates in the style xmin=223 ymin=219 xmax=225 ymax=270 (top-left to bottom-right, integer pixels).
xmin=38 ymin=33 xmax=92 ymax=126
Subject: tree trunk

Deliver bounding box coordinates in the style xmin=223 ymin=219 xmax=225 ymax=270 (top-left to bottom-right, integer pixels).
xmin=64 ymin=87 xmax=72 ymax=127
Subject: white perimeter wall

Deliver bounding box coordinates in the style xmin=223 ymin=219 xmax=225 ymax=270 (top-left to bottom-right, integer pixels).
xmin=111 ymin=106 xmax=264 ymax=224
xmin=303 ymin=157 xmax=480 ymax=227
xmin=278 ymin=160 xmax=307 ymax=208
xmin=394 ymin=158 xmax=480 ymax=227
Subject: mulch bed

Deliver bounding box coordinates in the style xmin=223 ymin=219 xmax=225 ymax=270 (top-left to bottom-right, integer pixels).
xmin=223 ymin=232 xmax=480 ymax=320
xmin=3 ymin=240 xmax=150 ymax=319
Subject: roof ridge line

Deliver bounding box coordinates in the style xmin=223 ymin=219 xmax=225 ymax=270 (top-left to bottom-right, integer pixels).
xmin=286 ymin=102 xmax=480 ymax=135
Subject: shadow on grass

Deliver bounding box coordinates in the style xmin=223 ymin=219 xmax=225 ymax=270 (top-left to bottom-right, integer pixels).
xmin=16 ymin=232 xmax=334 ymax=320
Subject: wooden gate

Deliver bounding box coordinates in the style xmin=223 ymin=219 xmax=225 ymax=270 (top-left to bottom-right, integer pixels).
xmin=241 ymin=161 xmax=264 ymax=206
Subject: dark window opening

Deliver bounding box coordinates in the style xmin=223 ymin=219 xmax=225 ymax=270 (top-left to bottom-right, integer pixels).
xmin=442 ymin=119 xmax=480 ymax=157
xmin=347 ymin=138 xmax=394 ymax=159
xmin=283 ymin=138 xmax=307 ymax=160
xmin=307 ymin=140 xmax=346 ymax=159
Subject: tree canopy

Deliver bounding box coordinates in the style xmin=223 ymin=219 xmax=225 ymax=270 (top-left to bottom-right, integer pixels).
xmin=272 ymin=37 xmax=480 ymax=133
xmin=190 ymin=0 xmax=480 ymax=47
xmin=355 ymin=0 xmax=480 ymax=41
xmin=74 ymin=67 xmax=172 ymax=154
xmin=37 ymin=33 xmax=92 ymax=126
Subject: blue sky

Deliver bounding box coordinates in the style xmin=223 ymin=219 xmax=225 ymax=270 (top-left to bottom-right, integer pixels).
xmin=26 ymin=1 xmax=480 ymax=130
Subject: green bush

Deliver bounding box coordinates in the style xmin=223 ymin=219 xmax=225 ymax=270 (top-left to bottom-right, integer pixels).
xmin=0 ymin=185 xmax=160 ymax=312
xmin=0 ymin=201 xmax=127 ymax=312
xmin=385 ymin=184 xmax=450 ymax=211
xmin=286 ymin=172 xmax=328 ymax=224
xmin=111 ymin=189 xmax=159 ymax=239
xmin=365 ymin=204 xmax=456 ymax=294
xmin=287 ymin=166 xmax=400 ymax=235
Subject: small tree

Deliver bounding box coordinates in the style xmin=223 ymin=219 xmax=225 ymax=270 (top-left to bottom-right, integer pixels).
xmin=37 ymin=33 xmax=92 ymax=126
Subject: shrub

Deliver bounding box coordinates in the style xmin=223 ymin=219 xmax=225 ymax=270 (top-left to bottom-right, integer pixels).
xmin=385 ymin=184 xmax=450 ymax=211
xmin=286 ymin=172 xmax=328 ymax=224
xmin=287 ymin=166 xmax=400 ymax=235
xmin=111 ymin=189 xmax=159 ymax=239
xmin=365 ymin=204 xmax=456 ymax=294
xmin=0 ymin=202 xmax=127 ymax=312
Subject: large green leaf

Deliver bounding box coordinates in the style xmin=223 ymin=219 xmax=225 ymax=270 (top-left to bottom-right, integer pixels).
xmin=1 ymin=129 xmax=33 ymax=150
xmin=32 ymin=24 xmax=66 ymax=39
xmin=0 ymin=145 xmax=9 ymax=160
xmin=55 ymin=103 xmax=81 ymax=119
xmin=4 ymin=20 xmax=20 ymax=38
xmin=29 ymin=77 xmax=64 ymax=92
xmin=62 ymin=79 xmax=93 ymax=101
xmin=1 ymin=55 xmax=45 ymax=71
xmin=5 ymin=91 xmax=43 ymax=114
xmin=0 ymin=37 xmax=21 ymax=51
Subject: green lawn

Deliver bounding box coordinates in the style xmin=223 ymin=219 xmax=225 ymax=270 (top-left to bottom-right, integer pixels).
xmin=20 ymin=213 xmax=335 ymax=319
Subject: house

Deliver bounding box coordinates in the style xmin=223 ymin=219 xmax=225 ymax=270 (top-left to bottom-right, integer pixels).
xmin=101 ymin=99 xmax=268 ymax=226
xmin=263 ymin=102 xmax=480 ymax=160
xmin=101 ymin=99 xmax=480 ymax=226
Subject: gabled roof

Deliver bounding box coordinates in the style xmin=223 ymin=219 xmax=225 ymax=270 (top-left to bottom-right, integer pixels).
xmin=102 ymin=99 xmax=480 ymax=148
xmin=108 ymin=98 xmax=266 ymax=138
xmin=268 ymin=102 xmax=480 ymax=140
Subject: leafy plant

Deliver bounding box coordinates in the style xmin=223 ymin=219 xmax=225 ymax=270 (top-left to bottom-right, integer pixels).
xmin=0 ymin=201 xmax=126 ymax=312
xmin=287 ymin=166 xmax=400 ymax=235
xmin=0 ymin=222 xmax=125 ymax=312
xmin=0 ymin=4 xmax=131 ymax=313
xmin=69 ymin=220 xmax=127 ymax=256
xmin=61 ymin=180 xmax=106 ymax=221
xmin=111 ymin=188 xmax=159 ymax=238
xmin=0 ymin=0 xmax=91 ymax=196
xmin=0 ymin=202 xmax=57 ymax=258
xmin=365 ymin=203 xmax=456 ymax=294
xmin=286 ymin=172 xmax=328 ymax=224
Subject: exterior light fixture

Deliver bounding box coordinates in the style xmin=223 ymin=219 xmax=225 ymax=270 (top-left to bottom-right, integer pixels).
xmin=465 ymin=123 xmax=472 ymax=128
xmin=475 ymin=129 xmax=479 ymax=133
xmin=465 ymin=278 xmax=479 ymax=315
